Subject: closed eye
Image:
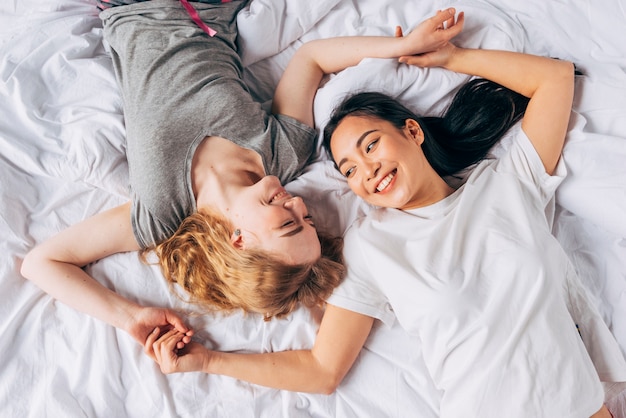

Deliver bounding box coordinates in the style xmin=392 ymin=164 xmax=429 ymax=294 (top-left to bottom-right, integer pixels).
xmin=281 ymin=220 xmax=295 ymax=228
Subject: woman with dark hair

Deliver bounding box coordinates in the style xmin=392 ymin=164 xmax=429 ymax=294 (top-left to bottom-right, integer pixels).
xmin=322 ymin=79 xmax=529 ymax=178
xmin=151 ymin=12 xmax=626 ymax=417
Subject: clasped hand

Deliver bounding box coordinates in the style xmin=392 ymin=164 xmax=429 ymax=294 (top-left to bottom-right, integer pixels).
xmin=397 ymin=8 xmax=465 ymax=68
xmin=146 ymin=328 xmax=208 ymax=374
xmin=123 ymin=305 xmax=194 ymax=360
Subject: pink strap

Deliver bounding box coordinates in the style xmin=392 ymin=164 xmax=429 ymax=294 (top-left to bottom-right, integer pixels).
xmin=179 ymin=0 xmax=233 ymax=37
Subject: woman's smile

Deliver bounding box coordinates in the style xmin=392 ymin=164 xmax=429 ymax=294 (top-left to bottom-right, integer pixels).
xmin=375 ymin=169 xmax=397 ymax=193
xmin=269 ymin=189 xmax=291 ymax=203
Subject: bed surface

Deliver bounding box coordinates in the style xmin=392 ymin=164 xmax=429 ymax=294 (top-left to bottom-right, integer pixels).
xmin=1 ymin=0 xmax=625 ymax=416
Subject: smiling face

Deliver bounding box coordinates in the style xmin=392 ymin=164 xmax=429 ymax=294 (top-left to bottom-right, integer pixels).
xmin=330 ymin=115 xmax=450 ymax=210
xmin=225 ymin=175 xmax=321 ymax=265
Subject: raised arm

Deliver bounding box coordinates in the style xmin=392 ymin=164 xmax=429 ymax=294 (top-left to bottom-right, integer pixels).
xmin=400 ymin=43 xmax=575 ymax=174
xmin=150 ymin=304 xmax=375 ymax=394
xmin=272 ymin=8 xmax=465 ymax=127
xmin=20 ymin=202 xmax=192 ymax=347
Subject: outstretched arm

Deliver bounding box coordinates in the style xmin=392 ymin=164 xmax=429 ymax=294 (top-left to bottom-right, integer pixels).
xmin=21 ymin=202 xmax=193 ymax=349
xmin=400 ymin=43 xmax=575 ymax=174
xmin=150 ymin=304 xmax=375 ymax=394
xmin=272 ymin=8 xmax=465 ymax=127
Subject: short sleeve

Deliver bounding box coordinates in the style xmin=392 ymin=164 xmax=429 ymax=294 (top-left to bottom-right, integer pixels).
xmin=327 ymin=223 xmax=396 ymax=327
xmin=494 ymin=127 xmax=567 ymax=210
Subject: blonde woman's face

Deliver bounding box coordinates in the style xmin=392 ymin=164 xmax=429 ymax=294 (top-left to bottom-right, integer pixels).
xmin=227 ymin=175 xmax=321 ymax=264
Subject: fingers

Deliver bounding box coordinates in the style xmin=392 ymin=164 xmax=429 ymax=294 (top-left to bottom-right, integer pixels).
xmin=395 ymin=25 xmax=403 ymax=38
xmin=432 ymin=8 xmax=464 ymax=35
xmin=432 ymin=8 xmax=456 ymax=27
xmin=156 ymin=329 xmax=185 ymax=353
xmin=164 ymin=310 xmax=194 ymax=349
xmin=144 ymin=326 xmax=160 ymax=361
xmin=398 ymin=55 xmax=428 ymax=67
xmin=165 ymin=310 xmax=192 ymax=335
xmin=438 ymin=8 xmax=456 ymax=30
xmin=152 ymin=329 xmax=186 ymax=373
xmin=450 ymin=11 xmax=465 ymax=35
xmin=145 ymin=327 xmax=190 ymax=363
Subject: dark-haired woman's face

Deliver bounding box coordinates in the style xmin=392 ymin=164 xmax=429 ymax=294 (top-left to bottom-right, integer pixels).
xmin=330 ymin=115 xmax=441 ymax=210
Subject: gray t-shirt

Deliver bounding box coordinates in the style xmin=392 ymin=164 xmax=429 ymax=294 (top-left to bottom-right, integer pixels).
xmin=101 ymin=0 xmax=316 ymax=248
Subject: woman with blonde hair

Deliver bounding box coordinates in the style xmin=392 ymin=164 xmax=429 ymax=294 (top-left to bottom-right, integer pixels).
xmin=20 ymin=1 xmax=463 ymax=351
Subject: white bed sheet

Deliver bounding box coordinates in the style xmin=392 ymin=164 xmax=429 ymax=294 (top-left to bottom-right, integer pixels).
xmin=1 ymin=0 xmax=625 ymax=416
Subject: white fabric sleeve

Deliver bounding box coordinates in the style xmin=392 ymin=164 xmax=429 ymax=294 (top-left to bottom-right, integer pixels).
xmin=327 ymin=224 xmax=396 ymax=327
xmin=495 ymin=127 xmax=566 ymax=202
xmin=494 ymin=127 xmax=567 ymax=228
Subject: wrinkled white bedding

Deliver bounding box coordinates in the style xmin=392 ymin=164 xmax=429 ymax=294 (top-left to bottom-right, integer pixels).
xmin=1 ymin=0 xmax=625 ymax=416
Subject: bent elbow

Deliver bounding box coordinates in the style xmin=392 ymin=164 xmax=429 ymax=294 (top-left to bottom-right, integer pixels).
xmin=319 ymin=382 xmax=339 ymax=396
xmin=21 ymin=246 xmax=48 ymax=283
xmin=317 ymin=370 xmax=345 ymax=395
xmin=20 ymin=248 xmax=38 ymax=280
xmin=556 ymin=59 xmax=576 ymax=86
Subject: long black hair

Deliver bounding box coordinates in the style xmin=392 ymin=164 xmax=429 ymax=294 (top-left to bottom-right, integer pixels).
xmin=322 ymin=78 xmax=529 ymax=177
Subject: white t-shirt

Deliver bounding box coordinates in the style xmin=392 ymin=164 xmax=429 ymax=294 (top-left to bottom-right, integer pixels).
xmin=328 ymin=128 xmax=626 ymax=417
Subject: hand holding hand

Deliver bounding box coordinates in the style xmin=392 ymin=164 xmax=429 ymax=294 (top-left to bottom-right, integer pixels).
xmin=148 ymin=329 xmax=209 ymax=374
xmin=399 ymin=42 xmax=459 ymax=69
xmin=398 ymin=8 xmax=464 ymax=57
xmin=123 ymin=305 xmax=194 ymax=359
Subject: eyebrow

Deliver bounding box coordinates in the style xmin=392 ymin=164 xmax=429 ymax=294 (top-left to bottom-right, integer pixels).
xmin=336 ymin=129 xmax=378 ymax=169
xmin=280 ymin=225 xmax=304 ymax=238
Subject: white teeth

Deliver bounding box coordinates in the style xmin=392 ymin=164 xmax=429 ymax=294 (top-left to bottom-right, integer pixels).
xmin=270 ymin=190 xmax=288 ymax=203
xmin=376 ymin=172 xmax=395 ymax=192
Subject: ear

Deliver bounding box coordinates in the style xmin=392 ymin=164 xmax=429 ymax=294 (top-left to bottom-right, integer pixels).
xmin=231 ymin=231 xmax=245 ymax=250
xmin=404 ymin=119 xmax=424 ymax=145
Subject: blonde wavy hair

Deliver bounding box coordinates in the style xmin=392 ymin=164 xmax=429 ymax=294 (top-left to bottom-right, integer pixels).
xmin=142 ymin=209 xmax=344 ymax=320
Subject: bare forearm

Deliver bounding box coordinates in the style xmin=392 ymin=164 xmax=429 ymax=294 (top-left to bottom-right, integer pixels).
xmin=21 ymin=201 xmax=142 ymax=331
xmin=206 ymin=349 xmax=340 ymax=394
xmin=152 ymin=306 xmax=374 ymax=394
xmin=444 ymin=48 xmax=574 ymax=98
xmin=300 ymin=36 xmax=406 ymax=76
xmin=21 ymin=251 xmax=140 ymax=331
xmin=305 ymin=8 xmax=463 ymax=75
xmin=272 ymin=9 xmax=463 ymax=123
xmin=271 ymin=36 xmax=405 ymax=120
xmin=202 ymin=306 xmax=374 ymax=394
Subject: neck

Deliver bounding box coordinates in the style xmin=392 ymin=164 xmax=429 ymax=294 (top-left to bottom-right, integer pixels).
xmin=192 ymin=136 xmax=265 ymax=209
xmin=401 ymin=174 xmax=455 ymax=211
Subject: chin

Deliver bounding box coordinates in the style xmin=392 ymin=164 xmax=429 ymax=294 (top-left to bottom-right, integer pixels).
xmin=370 ymin=198 xmax=396 ymax=209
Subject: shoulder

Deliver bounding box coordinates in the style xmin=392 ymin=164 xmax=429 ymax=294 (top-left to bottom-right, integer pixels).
xmin=482 ymin=126 xmax=566 ymax=192
xmin=328 ymin=216 xmax=396 ymax=327
xmin=130 ymin=192 xmax=184 ymax=249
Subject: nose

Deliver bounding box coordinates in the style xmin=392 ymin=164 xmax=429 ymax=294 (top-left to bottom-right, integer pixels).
xmin=283 ymin=196 xmax=308 ymax=217
xmin=262 ymin=175 xmax=281 ymax=187
xmin=363 ymin=160 xmax=380 ymax=181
